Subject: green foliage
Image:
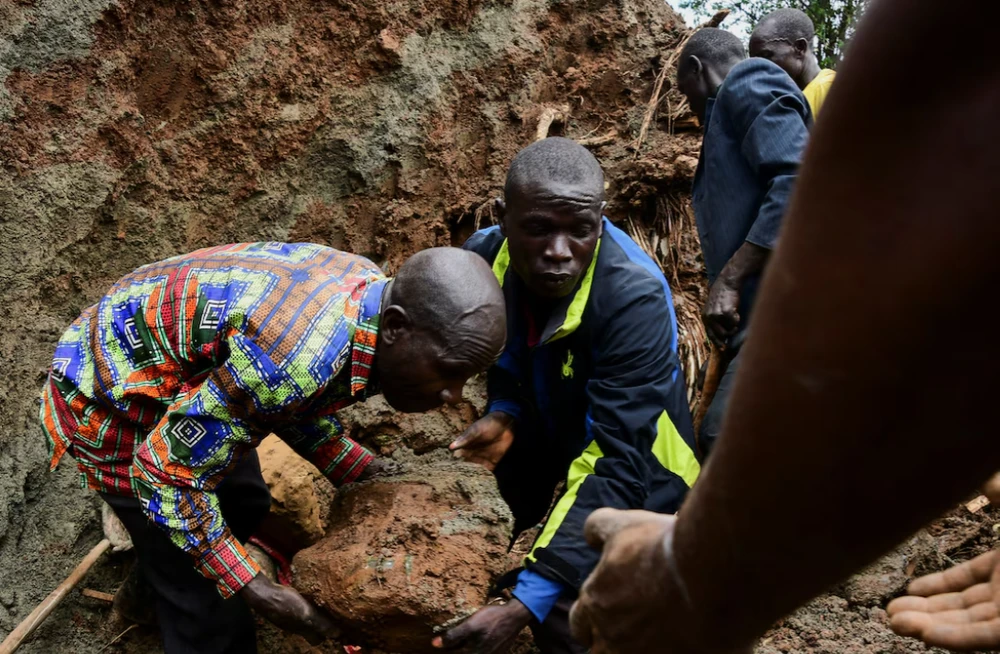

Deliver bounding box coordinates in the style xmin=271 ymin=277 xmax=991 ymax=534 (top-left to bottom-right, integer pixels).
xmin=678 ymin=0 xmax=868 ymax=68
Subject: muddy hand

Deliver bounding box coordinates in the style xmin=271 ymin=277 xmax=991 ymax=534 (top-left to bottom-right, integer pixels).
xmin=888 ymin=548 xmax=1000 ymax=650
xmin=571 ymin=509 xmax=750 ymax=654
xmin=241 ymin=573 xmax=340 ymax=645
xmin=431 ymin=601 xmax=532 ymax=653
xmin=355 ymin=457 xmax=402 ymax=482
xmin=449 ymin=412 xmax=515 ymax=472
xmin=702 ymin=277 xmax=740 ymax=348
xmin=101 ymin=502 xmax=133 ymax=552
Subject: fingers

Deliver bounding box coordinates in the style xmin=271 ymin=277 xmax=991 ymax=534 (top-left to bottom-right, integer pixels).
xmin=569 ymin=598 xmax=596 ymax=648
xmin=922 ymin=617 xmax=1000 ymax=651
xmin=583 ymin=509 xmax=673 ymax=550
xmin=433 ymin=618 xmax=474 ymax=650
xmin=889 ymin=583 xmax=993 ymax=616
xmin=892 ymin=608 xmax=1000 ymax=651
xmin=908 ymin=550 xmax=998 ymax=596
xmin=450 ymin=424 xmax=483 ymax=451
xmin=983 ymin=472 xmax=1000 ymax=505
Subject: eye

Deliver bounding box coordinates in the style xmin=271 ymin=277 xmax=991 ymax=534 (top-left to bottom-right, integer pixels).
xmin=572 ymin=223 xmax=594 ymax=238
xmin=523 ymin=221 xmax=551 ymax=237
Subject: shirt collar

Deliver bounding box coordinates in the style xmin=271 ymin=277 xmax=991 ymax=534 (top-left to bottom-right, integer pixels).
xmin=350 ymin=277 xmax=388 ymax=398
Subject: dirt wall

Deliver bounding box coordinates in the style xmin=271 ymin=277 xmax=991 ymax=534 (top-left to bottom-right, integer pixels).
xmin=0 ymin=0 xmax=702 ymax=649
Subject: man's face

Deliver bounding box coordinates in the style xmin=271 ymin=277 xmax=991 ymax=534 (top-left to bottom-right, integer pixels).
xmin=678 ymin=63 xmax=713 ymax=122
xmin=377 ymin=330 xmax=474 ymax=413
xmin=501 ymin=181 xmax=604 ymax=299
xmin=750 ymin=31 xmax=806 ymax=83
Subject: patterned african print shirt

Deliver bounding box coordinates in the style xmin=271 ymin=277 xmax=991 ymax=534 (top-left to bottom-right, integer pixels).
xmin=40 ymin=242 xmax=386 ymax=597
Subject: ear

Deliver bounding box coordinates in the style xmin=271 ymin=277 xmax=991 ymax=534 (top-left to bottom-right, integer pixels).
xmin=688 ymin=55 xmax=704 ymax=80
xmin=380 ymin=305 xmax=410 ymax=346
xmin=794 ymin=37 xmax=809 ymax=55
xmin=495 ymin=197 xmax=508 ymax=237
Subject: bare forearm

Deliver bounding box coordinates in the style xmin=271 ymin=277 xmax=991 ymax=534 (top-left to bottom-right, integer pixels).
xmin=672 ymin=0 xmax=1000 ymax=647
xmin=717 ymin=241 xmax=769 ymax=291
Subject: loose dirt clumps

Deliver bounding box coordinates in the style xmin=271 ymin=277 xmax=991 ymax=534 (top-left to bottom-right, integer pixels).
xmin=257 ymin=435 xmax=337 ymax=554
xmin=292 ymin=452 xmax=514 ymax=653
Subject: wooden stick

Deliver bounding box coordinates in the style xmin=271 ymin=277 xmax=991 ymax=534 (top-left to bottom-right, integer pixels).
xmin=81 ymin=589 xmax=115 ymax=603
xmin=692 ymin=344 xmax=726 ymax=456
xmin=0 ymin=539 xmax=111 ymax=654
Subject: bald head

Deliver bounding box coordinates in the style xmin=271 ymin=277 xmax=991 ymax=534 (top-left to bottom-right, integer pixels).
xmin=375 ymin=247 xmax=505 ymax=413
xmin=504 ymin=137 xmax=604 ymax=204
xmin=753 ymin=8 xmax=816 ymax=46
xmin=750 ymin=9 xmax=820 ymax=89
xmin=392 ymin=247 xmax=506 ymax=368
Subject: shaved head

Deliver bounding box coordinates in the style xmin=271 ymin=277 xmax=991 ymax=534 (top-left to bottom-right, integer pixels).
xmin=376 ymin=247 xmax=505 ymax=412
xmin=678 ymin=28 xmax=746 ymax=80
xmin=505 ymin=137 xmax=605 ymax=203
xmin=750 ymin=9 xmax=821 ymax=90
xmin=753 ymin=8 xmax=816 ymax=46
xmin=393 ymin=247 xmax=505 ymax=368
xmin=677 ymin=28 xmax=747 ymax=120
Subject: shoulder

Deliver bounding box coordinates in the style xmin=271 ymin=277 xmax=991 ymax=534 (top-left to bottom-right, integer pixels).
xmin=462 ymin=225 xmax=505 ymax=263
xmin=718 ymin=58 xmax=803 ymax=109
xmin=592 ymin=221 xmax=676 ymax=327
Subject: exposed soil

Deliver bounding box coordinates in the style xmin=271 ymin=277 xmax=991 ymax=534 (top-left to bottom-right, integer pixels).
xmin=3 ymin=1 xmax=995 ymax=654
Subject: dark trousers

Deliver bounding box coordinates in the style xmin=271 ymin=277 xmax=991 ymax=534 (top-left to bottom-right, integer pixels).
xmin=494 ymin=434 xmax=588 ymax=654
xmin=101 ymin=452 xmax=272 ymax=654
xmin=697 ymin=346 xmax=743 ymax=460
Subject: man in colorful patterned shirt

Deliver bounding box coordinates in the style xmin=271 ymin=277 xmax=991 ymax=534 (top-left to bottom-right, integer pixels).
xmin=40 ymin=242 xmax=506 ymax=653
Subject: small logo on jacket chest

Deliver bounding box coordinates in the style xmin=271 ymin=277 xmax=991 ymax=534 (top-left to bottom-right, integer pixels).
xmin=561 ymin=350 xmax=574 ymax=379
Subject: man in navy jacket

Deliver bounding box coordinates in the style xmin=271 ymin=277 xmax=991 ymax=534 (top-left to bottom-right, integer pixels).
xmin=677 ymin=28 xmax=811 ymax=458
xmin=432 ymin=137 xmax=700 ymax=654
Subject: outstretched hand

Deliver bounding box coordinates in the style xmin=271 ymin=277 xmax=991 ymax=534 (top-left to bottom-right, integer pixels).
xmin=431 ymin=600 xmax=532 ymax=653
xmin=450 ymin=412 xmax=515 ymax=471
xmin=888 ymin=549 xmax=1000 ymax=650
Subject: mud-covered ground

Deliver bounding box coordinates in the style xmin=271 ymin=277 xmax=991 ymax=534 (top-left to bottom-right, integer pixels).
xmin=10 ymin=453 xmax=1000 ymax=654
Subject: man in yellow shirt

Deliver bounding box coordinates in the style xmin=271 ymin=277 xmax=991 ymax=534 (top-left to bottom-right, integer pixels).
xmin=749 ymin=8 xmax=836 ymax=118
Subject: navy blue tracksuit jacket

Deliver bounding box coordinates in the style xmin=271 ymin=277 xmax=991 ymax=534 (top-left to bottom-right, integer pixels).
xmin=464 ymin=219 xmax=700 ymax=620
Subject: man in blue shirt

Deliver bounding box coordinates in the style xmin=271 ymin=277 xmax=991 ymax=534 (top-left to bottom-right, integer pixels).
xmin=677 ymin=28 xmax=811 ymax=458
xmin=432 ymin=137 xmax=700 ymax=653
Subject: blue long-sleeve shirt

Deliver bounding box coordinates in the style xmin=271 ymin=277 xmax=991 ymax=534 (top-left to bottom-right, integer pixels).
xmin=692 ymin=58 xmax=811 ymax=326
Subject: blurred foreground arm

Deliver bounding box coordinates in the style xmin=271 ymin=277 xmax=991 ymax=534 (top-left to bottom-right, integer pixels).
xmin=571 ymin=1 xmax=1000 ymax=652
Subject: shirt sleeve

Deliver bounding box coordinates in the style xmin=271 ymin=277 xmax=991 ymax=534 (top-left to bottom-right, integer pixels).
xmin=719 ymin=60 xmax=811 ymax=251
xmin=129 ymin=332 xmax=339 ymax=597
xmin=278 ymin=414 xmax=374 ymax=486
xmin=512 ymin=568 xmax=566 ymax=622
xmin=485 ymin=351 xmax=524 ymax=420
xmin=521 ymin=282 xmax=701 ymax=589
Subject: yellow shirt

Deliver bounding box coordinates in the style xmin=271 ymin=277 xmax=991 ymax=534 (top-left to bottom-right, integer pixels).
xmin=803 ymin=68 xmax=836 ymax=118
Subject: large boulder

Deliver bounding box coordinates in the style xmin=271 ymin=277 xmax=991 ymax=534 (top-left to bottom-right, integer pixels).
xmin=292 ymin=452 xmax=514 ymax=653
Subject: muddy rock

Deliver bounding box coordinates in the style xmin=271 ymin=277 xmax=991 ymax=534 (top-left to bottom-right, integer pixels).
xmin=840 ymin=530 xmax=937 ymax=606
xmin=257 ymin=435 xmax=336 ymax=555
xmin=292 ymin=452 xmax=513 ymax=653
